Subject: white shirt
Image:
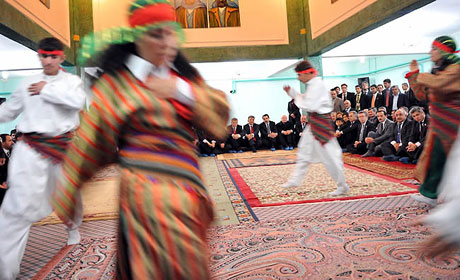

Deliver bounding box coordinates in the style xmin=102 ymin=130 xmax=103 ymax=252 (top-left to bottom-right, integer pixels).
xmin=392 ymin=93 xmax=399 ymax=111
xmin=0 ymin=70 xmax=86 ymax=136
xmin=125 ymin=55 xmax=195 ymax=107
xmin=287 ymin=77 xmax=333 ymax=114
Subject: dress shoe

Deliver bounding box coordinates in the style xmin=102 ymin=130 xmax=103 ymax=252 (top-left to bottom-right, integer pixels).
xmin=399 ymin=157 xmax=409 ymax=164
xmin=382 ymin=155 xmax=400 ymax=162
xmin=361 ymin=151 xmax=374 ymax=157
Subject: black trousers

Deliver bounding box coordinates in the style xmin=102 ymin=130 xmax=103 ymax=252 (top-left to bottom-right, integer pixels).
xmin=261 ymin=137 xmax=276 ymax=149
xmin=279 ymin=134 xmax=293 ymax=148
xmin=225 ymin=138 xmax=242 ymax=151
xmin=346 ymin=142 xmax=367 ymax=154
xmin=381 ymin=142 xmax=408 ymax=157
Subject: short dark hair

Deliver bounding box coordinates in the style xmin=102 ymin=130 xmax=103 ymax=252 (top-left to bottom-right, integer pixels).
xmin=248 ymin=115 xmax=255 ymax=119
xmin=262 ymin=114 xmax=269 ymax=119
xmin=370 ymin=84 xmax=377 ymax=88
xmin=358 ymin=110 xmax=368 ymax=117
xmin=38 ymin=37 xmax=64 ymax=52
xmin=341 ymin=83 xmax=348 ymax=87
xmin=10 ymin=129 xmax=16 ymax=135
xmin=0 ymin=134 xmax=9 ymax=143
xmin=334 ymin=86 xmax=340 ymax=90
xmin=378 ymin=106 xmax=387 ymax=113
xmin=383 ymin=79 xmax=391 ymax=84
xmin=231 ymin=117 xmax=238 ymax=121
xmin=355 ymin=85 xmax=361 ymax=89
xmin=409 ymin=106 xmax=424 ymax=115
xmin=294 ymin=60 xmax=314 ymax=72
xmin=342 ymin=112 xmax=349 ymax=117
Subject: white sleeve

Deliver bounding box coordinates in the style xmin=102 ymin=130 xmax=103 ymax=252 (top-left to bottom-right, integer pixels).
xmin=0 ymin=83 xmax=24 ymax=122
xmin=174 ymin=78 xmax=195 ymax=107
xmin=293 ymin=78 xmax=332 ymax=113
xmin=287 ymin=87 xmax=301 ymax=99
xmin=40 ymin=75 xmax=86 ymax=110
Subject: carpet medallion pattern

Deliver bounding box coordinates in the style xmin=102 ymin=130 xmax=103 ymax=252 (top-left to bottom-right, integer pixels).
xmin=208 ymin=206 xmax=460 ymax=279
xmin=230 ymin=164 xmax=417 ymax=207
xmin=342 ymin=154 xmax=415 ymax=180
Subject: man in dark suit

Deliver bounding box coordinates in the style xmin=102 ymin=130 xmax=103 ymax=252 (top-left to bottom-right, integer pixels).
xmin=400 ymin=107 xmax=429 ymax=164
xmin=402 ymin=82 xmax=429 ymax=114
xmin=276 ymin=115 xmax=294 ymax=150
xmin=222 ymin=117 xmax=243 ymax=153
xmin=381 ymin=79 xmax=392 ymax=112
xmin=368 ymin=84 xmax=383 ymax=109
xmin=354 ymin=85 xmax=369 ymax=111
xmin=336 ymin=111 xmax=359 ymax=151
xmin=339 ymin=83 xmax=356 ymax=109
xmin=381 ymin=109 xmax=413 ymax=161
xmin=387 ymin=85 xmax=410 ymax=114
xmin=0 ymin=134 xmax=13 ymax=207
xmin=343 ymin=100 xmax=352 ymax=114
xmin=287 ymin=99 xmax=301 ymax=124
xmin=362 ymin=108 xmax=394 ymax=157
xmin=346 ymin=111 xmax=376 ymax=154
xmin=294 ymin=115 xmax=308 ymax=146
xmin=259 ymin=114 xmax=278 ymax=151
xmin=243 ymin=115 xmax=261 ymax=152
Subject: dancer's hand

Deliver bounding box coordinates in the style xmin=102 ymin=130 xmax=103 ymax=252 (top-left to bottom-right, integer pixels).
xmin=283 ymin=85 xmax=291 ymax=94
xmin=28 ymin=81 xmax=47 ymax=95
xmin=410 ymin=60 xmax=419 ymax=72
xmin=146 ymin=76 xmax=178 ymax=98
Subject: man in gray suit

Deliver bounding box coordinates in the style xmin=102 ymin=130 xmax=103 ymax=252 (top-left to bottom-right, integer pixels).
xmin=362 ymin=107 xmax=394 ymax=157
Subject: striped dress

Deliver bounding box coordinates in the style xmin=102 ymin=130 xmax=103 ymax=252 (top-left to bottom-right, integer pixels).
xmin=406 ymin=64 xmax=460 ymax=199
xmin=52 ymin=69 xmax=229 ymax=279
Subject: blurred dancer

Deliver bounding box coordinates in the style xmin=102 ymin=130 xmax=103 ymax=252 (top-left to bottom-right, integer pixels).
xmin=52 ymin=0 xmax=229 ymax=279
xmin=0 ymin=37 xmax=85 ymax=280
xmin=282 ymin=60 xmax=349 ymax=196
xmin=406 ymin=36 xmax=460 ymax=206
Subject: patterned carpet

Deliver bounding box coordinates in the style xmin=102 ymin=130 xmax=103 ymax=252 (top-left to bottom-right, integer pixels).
xmin=342 ymin=153 xmax=416 ymax=179
xmin=208 ymin=206 xmax=460 ymax=279
xmin=228 ymin=163 xmax=418 ymax=207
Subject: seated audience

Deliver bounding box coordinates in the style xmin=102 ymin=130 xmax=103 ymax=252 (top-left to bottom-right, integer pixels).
xmin=362 ymin=108 xmax=394 ymax=157
xmin=381 ymin=108 xmax=413 ymax=161
xmin=336 ymin=111 xmax=359 ymax=151
xmin=295 ymin=115 xmax=308 ymax=146
xmin=196 ymin=129 xmax=218 ymax=157
xmin=276 ymin=115 xmax=294 ymax=150
xmin=343 ymin=100 xmax=352 ymax=113
xmin=259 ymin=114 xmax=278 ymax=151
xmin=400 ymin=107 xmax=429 ymax=164
xmin=243 ymin=115 xmax=261 ymax=152
xmin=223 ymin=117 xmax=243 ymax=153
xmin=347 ymin=111 xmax=376 ymax=154
xmin=367 ymin=107 xmax=378 ymax=126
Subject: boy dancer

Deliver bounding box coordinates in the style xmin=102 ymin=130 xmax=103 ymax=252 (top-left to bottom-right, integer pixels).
xmin=282 ymin=60 xmax=349 ymax=195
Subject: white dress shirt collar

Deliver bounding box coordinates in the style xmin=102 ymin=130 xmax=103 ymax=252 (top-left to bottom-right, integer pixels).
xmin=125 ymin=54 xmax=171 ymax=83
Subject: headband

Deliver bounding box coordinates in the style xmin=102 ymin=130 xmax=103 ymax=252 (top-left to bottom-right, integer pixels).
xmin=38 ymin=49 xmax=64 ymax=56
xmin=433 ymin=40 xmax=459 ymax=54
xmin=296 ymin=68 xmax=318 ymax=75
xmin=129 ymin=3 xmax=175 ymax=27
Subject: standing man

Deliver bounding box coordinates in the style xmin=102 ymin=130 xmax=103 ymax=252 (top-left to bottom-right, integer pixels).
xmin=354 ymin=84 xmax=368 ymax=111
xmin=387 ymin=85 xmax=409 ymax=113
xmin=288 ymin=98 xmax=301 ymax=123
xmin=282 ymin=60 xmax=349 ymax=196
xmin=339 ymin=83 xmax=356 ymax=109
xmin=0 ymin=37 xmax=86 ymax=279
xmin=331 ymin=88 xmax=345 ymax=112
xmin=382 ymin=79 xmax=392 ymax=112
xmin=368 ymin=84 xmax=383 ymax=109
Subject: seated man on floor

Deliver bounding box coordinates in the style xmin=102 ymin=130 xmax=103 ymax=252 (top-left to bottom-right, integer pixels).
xmin=400 ymin=106 xmax=429 ymax=164
xmin=196 ymin=129 xmax=218 ymax=157
xmin=243 ymin=115 xmax=261 ymax=153
xmin=362 ymin=108 xmax=394 ymax=157
xmin=347 ymin=110 xmax=376 ymax=155
xmin=223 ymin=117 xmax=243 ymax=153
xmin=336 ymin=111 xmax=359 ymax=152
xmin=381 ymin=108 xmax=413 ymax=161
xmin=295 ymin=114 xmax=308 ymax=147
xmin=277 ymin=115 xmax=294 ymax=150
xmin=259 ymin=114 xmax=278 ymax=151
xmin=367 ymin=107 xmax=378 ymax=127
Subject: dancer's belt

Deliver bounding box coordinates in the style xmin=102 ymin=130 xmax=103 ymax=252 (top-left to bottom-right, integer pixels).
xmin=430 ymin=100 xmax=460 ymax=154
xmin=308 ymin=112 xmax=335 ymax=145
xmin=23 ymin=131 xmax=73 ymax=163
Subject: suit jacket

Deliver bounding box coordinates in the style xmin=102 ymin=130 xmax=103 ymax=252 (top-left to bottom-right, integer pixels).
xmin=354 ymin=92 xmax=369 ymax=111
xmin=341 ymin=121 xmax=359 ymax=145
xmin=243 ymin=123 xmax=260 ymax=140
xmin=276 ymin=121 xmax=294 ymax=133
xmin=332 ymin=98 xmax=345 ymax=112
xmin=338 ymin=91 xmax=356 ymax=109
xmin=367 ymin=93 xmax=384 ymax=108
xmin=382 ymin=88 xmax=391 ymax=108
xmin=387 ymin=93 xmax=410 ymax=112
xmin=287 ymin=100 xmax=301 ymax=123
xmin=226 ymin=124 xmax=243 ymax=141
xmin=409 ymin=116 xmax=429 ymax=144
xmin=355 ymin=121 xmax=376 ymax=142
xmin=389 ymin=120 xmax=413 ymax=147
xmin=295 ymin=121 xmax=308 ymax=135
xmin=0 ymin=148 xmax=9 ymax=185
xmin=374 ymin=119 xmax=394 ymax=145
xmin=259 ymin=121 xmax=277 ymax=139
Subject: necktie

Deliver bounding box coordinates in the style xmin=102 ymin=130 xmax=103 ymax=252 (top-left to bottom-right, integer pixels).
xmin=371 ymin=94 xmax=376 ymax=108
xmin=266 ymin=123 xmax=271 ymax=133
xmin=6 ymin=151 xmax=10 ymax=157
xmin=382 ymin=122 xmax=385 ymax=132
xmin=396 ymin=123 xmax=401 ymax=143
xmin=359 ymin=124 xmax=365 ymax=141
xmin=250 ymin=125 xmax=254 ymax=134
xmin=385 ymin=90 xmax=390 ymax=106
xmin=357 ymin=94 xmax=361 ymax=110
xmin=233 ymin=126 xmax=236 ymax=134
xmin=419 ymin=122 xmax=422 ymax=133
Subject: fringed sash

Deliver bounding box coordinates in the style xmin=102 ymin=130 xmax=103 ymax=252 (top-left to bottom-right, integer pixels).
xmin=430 ymin=100 xmax=460 ymax=154
xmin=309 ymin=112 xmax=335 ymax=145
xmin=23 ymin=132 xmax=73 ymax=163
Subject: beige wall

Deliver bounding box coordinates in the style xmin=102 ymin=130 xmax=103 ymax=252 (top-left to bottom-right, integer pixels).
xmin=309 ymin=0 xmax=376 ymax=39
xmin=92 ymin=0 xmax=289 ymax=48
xmin=5 ymin=0 xmax=71 ymax=46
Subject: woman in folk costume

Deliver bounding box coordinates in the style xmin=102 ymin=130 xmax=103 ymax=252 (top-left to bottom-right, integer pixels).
xmin=281 ymin=61 xmax=349 ymax=196
xmin=51 ymin=0 xmax=229 ymax=278
xmin=406 ymin=36 xmax=460 ymax=206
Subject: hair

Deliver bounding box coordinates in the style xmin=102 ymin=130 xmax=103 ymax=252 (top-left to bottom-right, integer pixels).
xmin=38 ymin=37 xmax=64 ymax=51
xmin=342 ymin=112 xmax=349 ymax=117
xmin=15 ymin=132 xmax=23 ymax=139
xmin=383 ymin=79 xmax=391 ymax=84
xmin=355 ymin=85 xmax=361 ymax=89
xmin=349 ymin=110 xmax=357 ymax=117
xmin=377 ymin=84 xmax=383 ymax=88
xmin=341 ymin=83 xmax=348 ymax=87
xmin=294 ymin=60 xmax=314 ymax=72
xmin=334 ymin=86 xmax=340 ymax=90
xmin=262 ymin=114 xmax=269 ymax=119
xmin=248 ymin=115 xmax=255 ymax=119
xmin=397 ymin=108 xmax=408 ymax=116
xmin=90 ymin=43 xmax=203 ymax=85
xmin=391 ymin=85 xmax=400 ymax=92
xmin=400 ymin=106 xmax=409 ymax=113
xmin=0 ymin=134 xmax=9 ymax=143
xmin=358 ymin=110 xmax=368 ymax=117
xmin=10 ymin=129 xmax=16 ymax=135
xmin=370 ymin=107 xmax=377 ymax=113
xmin=378 ymin=106 xmax=387 ymax=113
xmin=402 ymin=82 xmax=408 ymax=87
xmin=370 ymin=84 xmax=377 ymax=88
xmin=409 ymin=106 xmax=424 ymax=115
xmin=377 ymin=110 xmax=386 ymax=116
xmin=231 ymin=117 xmax=238 ymax=121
